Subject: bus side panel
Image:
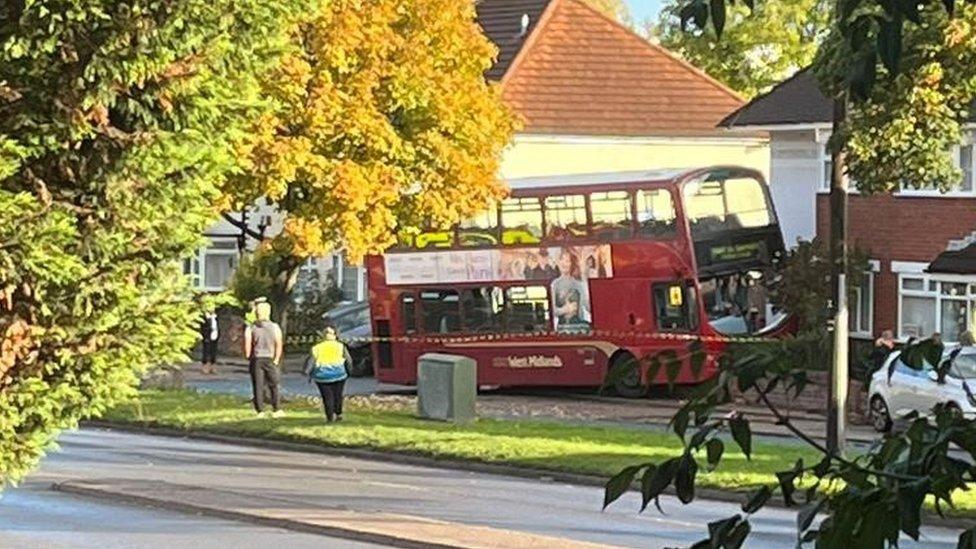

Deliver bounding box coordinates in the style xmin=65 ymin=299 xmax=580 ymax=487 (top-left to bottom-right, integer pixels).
xmin=387 ymin=341 xmax=610 ymax=388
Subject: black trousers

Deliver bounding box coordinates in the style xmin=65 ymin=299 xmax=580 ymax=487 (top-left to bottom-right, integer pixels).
xmin=201 ymin=340 xmax=218 ymax=364
xmin=316 ymin=380 xmax=345 ymax=420
xmin=250 ymin=357 xmax=280 ymax=412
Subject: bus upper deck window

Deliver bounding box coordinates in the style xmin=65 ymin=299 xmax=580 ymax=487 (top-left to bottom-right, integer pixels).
xmin=544 ymin=195 xmax=587 ymax=241
xmin=724 ymin=177 xmax=773 ymax=229
xmin=636 ymin=189 xmax=676 ymax=238
xmin=683 ymin=180 xmax=726 ymax=236
xmin=652 ymin=282 xmax=697 ymax=332
xmin=500 ymin=197 xmax=543 ymax=245
xmin=459 ymin=206 xmax=499 ymax=247
xmin=589 ymin=191 xmax=632 ymax=240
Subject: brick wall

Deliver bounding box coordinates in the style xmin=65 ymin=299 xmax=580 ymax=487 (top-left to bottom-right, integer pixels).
xmin=816 ymin=193 xmax=976 ymax=337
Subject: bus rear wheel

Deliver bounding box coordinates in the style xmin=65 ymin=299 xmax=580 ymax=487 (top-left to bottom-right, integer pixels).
xmin=608 ymin=353 xmax=647 ymax=399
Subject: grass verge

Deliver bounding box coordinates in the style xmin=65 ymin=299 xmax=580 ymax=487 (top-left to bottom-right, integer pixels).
xmin=104 ymin=389 xmax=975 ymax=517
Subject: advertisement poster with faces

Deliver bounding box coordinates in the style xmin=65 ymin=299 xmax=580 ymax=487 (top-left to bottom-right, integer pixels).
xmin=384 ymin=245 xmax=613 ymax=331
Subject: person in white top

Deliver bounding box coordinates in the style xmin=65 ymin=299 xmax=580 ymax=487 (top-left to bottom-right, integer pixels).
xmin=199 ymin=309 xmax=219 ymax=375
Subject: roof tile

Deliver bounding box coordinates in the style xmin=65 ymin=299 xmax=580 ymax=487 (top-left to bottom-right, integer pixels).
xmin=499 ymin=0 xmax=746 ymax=136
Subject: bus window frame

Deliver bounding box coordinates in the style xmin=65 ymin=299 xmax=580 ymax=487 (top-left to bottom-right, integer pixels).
xmin=457 ymin=205 xmax=501 ymax=248
xmin=419 ymin=288 xmax=462 ymax=335
xmin=651 ymin=280 xmax=699 ymax=333
xmin=635 ymin=188 xmax=679 ymax=239
xmin=459 ymin=286 xmax=506 ymax=333
xmin=588 ymin=190 xmax=635 ymax=241
xmin=542 ymin=193 xmax=590 ymax=241
xmin=400 ymin=292 xmax=418 ymax=334
xmin=500 ymin=196 xmax=545 ymax=246
xmin=681 ymin=173 xmax=777 ymax=239
xmin=399 ymin=182 xmax=692 ymax=252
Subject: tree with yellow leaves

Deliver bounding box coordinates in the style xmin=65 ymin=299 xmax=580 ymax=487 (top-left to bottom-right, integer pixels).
xmin=224 ymin=0 xmax=519 ymax=330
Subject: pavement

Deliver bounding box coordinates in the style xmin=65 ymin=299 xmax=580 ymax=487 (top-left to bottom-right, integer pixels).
xmin=6 ymin=428 xmax=963 ymax=548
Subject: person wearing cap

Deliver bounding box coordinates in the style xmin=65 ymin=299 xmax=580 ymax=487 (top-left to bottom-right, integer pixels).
xmin=243 ymin=301 xmax=283 ymax=418
xmin=303 ymin=326 xmax=352 ymax=423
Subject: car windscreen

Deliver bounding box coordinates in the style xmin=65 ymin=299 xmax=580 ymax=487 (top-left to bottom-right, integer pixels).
xmin=950 ymin=353 xmax=976 ymax=379
xmin=328 ymin=307 xmax=370 ymax=332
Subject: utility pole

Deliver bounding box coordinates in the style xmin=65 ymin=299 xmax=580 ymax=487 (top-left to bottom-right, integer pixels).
xmin=827 ymin=95 xmax=849 ymax=456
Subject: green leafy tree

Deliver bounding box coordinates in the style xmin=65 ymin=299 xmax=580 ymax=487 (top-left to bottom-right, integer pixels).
xmin=0 ymin=0 xmax=294 ymax=486
xmin=769 ymin=239 xmax=868 ymax=336
xmin=607 ymin=337 xmax=976 ymax=547
xmin=653 ymin=0 xmax=829 ymax=97
xmin=219 ymin=0 xmax=518 ymax=336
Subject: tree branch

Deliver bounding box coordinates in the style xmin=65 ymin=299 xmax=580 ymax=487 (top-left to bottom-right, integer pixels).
xmin=753 ymin=381 xmax=919 ymax=482
xmin=221 ymin=212 xmax=264 ymax=241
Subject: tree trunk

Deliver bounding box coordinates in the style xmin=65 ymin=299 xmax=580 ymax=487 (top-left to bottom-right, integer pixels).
xmin=272 ymin=255 xmax=303 ymax=343
xmin=827 ymin=95 xmax=849 ymax=456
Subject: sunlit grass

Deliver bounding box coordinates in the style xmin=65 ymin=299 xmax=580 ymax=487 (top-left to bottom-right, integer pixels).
xmin=105 ymin=389 xmax=976 ymax=516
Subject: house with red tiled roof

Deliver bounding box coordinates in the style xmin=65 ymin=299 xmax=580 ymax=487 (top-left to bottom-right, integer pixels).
xmin=476 ymin=0 xmax=769 ymax=179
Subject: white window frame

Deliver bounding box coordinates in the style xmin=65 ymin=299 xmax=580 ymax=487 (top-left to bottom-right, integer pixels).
xmin=849 ymin=260 xmax=879 ymax=339
xmin=895 ymin=265 xmax=976 ymax=343
xmin=818 ymin=132 xmax=976 ymax=197
xmin=183 ymin=257 xmax=201 ymax=289
xmin=896 ymin=135 xmax=976 ymax=197
xmin=191 ymin=238 xmax=239 ymax=291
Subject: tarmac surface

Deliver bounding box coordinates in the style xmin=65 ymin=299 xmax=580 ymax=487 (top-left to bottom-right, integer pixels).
xmin=2 ymin=428 xmax=962 ymax=548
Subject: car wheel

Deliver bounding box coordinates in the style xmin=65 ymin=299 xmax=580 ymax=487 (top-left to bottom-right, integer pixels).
xmin=608 ymin=353 xmax=647 ymax=399
xmin=870 ymin=395 xmax=892 ymax=433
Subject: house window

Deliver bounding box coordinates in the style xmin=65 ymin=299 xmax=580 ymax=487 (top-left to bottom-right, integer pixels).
xmin=185 ymin=238 xmax=238 ymax=290
xmin=183 ymin=257 xmax=201 ymax=288
xmin=958 ymin=144 xmax=974 ymax=193
xmin=819 ymin=142 xmax=858 ymax=193
xmin=849 ymin=269 xmax=875 ymax=337
xmin=897 ymin=142 xmax=976 ymax=197
xmin=203 ymin=240 xmax=238 ymax=290
xmin=821 ymin=143 xmax=832 ymax=193
xmin=898 ymin=274 xmax=976 ymax=342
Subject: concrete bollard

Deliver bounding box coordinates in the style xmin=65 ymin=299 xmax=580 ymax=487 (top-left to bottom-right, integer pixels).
xmin=416 ymin=353 xmax=476 ymax=424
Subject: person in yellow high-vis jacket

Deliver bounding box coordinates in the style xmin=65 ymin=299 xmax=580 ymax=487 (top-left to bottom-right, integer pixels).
xmin=303 ymin=326 xmax=352 ymax=422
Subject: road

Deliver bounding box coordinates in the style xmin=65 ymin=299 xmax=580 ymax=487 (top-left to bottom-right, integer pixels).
xmin=1 ymin=428 xmax=962 ymax=548
xmin=0 ymin=479 xmax=383 ymax=548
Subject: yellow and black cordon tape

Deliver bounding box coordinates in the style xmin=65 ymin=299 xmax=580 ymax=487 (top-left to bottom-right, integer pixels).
xmin=286 ymin=329 xmax=777 ymax=347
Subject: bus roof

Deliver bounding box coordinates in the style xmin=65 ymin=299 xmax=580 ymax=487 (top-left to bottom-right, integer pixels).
xmin=505 ymin=169 xmax=690 ymax=190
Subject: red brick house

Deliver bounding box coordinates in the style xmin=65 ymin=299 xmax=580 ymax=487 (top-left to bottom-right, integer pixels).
xmin=721 ymin=69 xmax=976 ymax=343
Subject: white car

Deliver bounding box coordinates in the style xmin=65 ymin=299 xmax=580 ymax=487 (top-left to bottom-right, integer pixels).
xmin=868 ymin=347 xmax=976 ymax=432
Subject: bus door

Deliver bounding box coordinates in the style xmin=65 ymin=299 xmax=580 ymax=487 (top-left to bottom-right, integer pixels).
xmin=646 ymin=280 xmax=702 ymax=385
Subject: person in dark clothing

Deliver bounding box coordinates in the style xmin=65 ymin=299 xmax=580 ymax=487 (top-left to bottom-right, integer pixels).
xmin=866 ymin=329 xmax=896 ymax=377
xmin=304 ymin=326 xmax=353 ymax=423
xmin=244 ymin=302 xmax=284 ymax=418
xmin=199 ymin=310 xmax=219 ymax=375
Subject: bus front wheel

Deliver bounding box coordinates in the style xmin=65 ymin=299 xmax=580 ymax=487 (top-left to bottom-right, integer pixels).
xmin=608 ymin=353 xmax=647 ymax=399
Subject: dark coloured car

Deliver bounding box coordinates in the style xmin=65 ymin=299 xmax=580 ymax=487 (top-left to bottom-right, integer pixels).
xmin=323 ymin=302 xmax=372 ymax=377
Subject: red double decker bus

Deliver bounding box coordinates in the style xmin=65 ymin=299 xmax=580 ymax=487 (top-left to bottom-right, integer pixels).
xmin=364 ymin=166 xmax=787 ymax=396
